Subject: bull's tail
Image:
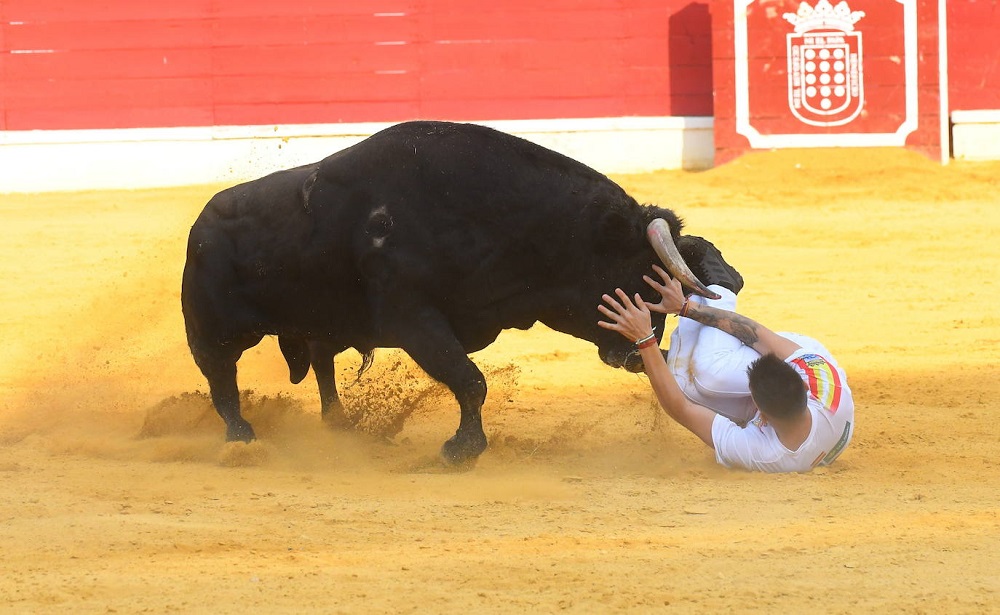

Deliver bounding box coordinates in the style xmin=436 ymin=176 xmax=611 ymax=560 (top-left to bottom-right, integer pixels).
xmin=355 ymin=350 xmax=376 ymax=383
xmin=278 ymin=336 xmax=311 ymax=384
xmin=280 ymin=335 xmax=375 ymax=386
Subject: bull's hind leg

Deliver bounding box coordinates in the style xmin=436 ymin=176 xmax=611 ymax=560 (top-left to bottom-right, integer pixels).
xmin=308 ymin=341 xmax=351 ymax=428
xmin=393 ymin=309 xmax=488 ymax=466
xmin=190 ymin=341 xmax=258 ymax=442
xmin=278 ymin=337 xmax=349 ymax=427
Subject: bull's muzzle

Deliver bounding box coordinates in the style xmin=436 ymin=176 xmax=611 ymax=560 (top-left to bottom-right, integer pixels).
xmin=647 ymin=219 xmax=720 ymax=299
xmin=601 ymin=346 xmax=669 ymax=373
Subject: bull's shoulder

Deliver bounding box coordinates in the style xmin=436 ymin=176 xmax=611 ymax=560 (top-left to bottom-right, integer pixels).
xmin=198 ymin=162 xmax=319 ymax=222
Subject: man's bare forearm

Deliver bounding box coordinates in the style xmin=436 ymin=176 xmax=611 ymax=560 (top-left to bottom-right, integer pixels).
xmin=683 ymin=303 xmax=801 ymax=359
xmin=686 ymin=304 xmax=761 ymax=347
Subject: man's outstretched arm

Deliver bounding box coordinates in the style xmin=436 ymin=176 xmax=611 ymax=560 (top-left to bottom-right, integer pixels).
xmin=598 ymin=288 xmax=717 ymax=447
xmin=643 ymin=265 xmax=801 ymax=360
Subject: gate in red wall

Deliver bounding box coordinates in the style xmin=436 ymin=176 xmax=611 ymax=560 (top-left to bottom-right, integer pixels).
xmin=712 ymin=0 xmax=947 ymax=164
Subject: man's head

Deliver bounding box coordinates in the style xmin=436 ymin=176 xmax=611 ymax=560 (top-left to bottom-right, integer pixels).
xmin=747 ymin=353 xmax=807 ymax=421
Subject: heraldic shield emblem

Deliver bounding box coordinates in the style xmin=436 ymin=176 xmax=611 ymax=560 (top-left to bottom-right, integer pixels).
xmin=784 ymin=0 xmax=866 ymax=126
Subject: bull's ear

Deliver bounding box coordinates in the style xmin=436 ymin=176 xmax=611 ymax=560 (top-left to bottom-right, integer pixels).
xmin=594 ymin=209 xmax=640 ymax=254
xmin=300 ymin=169 xmax=318 ymax=213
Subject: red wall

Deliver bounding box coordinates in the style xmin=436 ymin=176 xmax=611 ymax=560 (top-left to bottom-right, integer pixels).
xmin=0 ymin=0 xmax=714 ymax=131
xmin=1 ymin=1 xmax=995 ymax=134
xmin=947 ymin=0 xmax=1000 ymax=111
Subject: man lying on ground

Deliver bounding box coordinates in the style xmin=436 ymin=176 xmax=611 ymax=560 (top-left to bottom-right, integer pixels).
xmin=598 ymin=239 xmax=854 ymax=473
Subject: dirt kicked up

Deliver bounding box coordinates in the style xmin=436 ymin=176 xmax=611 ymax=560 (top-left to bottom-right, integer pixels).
xmin=1 ymin=148 xmax=998 ymax=613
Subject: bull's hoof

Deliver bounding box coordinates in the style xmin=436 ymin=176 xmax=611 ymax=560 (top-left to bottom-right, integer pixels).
xmin=225 ymin=420 xmax=256 ymax=443
xmin=440 ymin=433 xmax=487 ymax=469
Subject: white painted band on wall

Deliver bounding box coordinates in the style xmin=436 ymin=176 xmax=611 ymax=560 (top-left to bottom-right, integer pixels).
xmin=951 ymin=110 xmax=1000 ymax=124
xmin=938 ymin=0 xmax=950 ymax=165
xmin=951 ymin=109 xmax=1000 ymax=162
xmin=0 ymin=117 xmax=715 ymax=193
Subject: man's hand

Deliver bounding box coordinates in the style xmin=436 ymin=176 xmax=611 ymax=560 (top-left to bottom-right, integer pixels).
xmin=643 ymin=264 xmax=687 ymax=315
xmin=600 ymin=281 xmax=720 ymax=450
xmin=597 ymin=288 xmax=654 ymax=343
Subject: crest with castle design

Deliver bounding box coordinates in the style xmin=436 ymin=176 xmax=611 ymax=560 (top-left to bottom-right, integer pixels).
xmin=783 ymin=0 xmax=866 ymax=127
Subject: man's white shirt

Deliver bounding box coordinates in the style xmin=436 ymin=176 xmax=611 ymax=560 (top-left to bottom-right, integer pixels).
xmin=711 ymin=344 xmax=854 ymax=473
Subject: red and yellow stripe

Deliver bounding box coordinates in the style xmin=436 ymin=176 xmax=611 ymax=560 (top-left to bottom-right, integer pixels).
xmin=791 ymin=354 xmax=843 ymax=413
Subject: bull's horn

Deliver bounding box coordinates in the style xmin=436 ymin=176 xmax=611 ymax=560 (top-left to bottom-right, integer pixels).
xmin=646 ymin=219 xmax=721 ymax=299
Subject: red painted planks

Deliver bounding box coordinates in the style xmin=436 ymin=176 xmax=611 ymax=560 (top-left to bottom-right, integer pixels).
xmin=5 ymin=76 xmax=212 ymax=110
xmin=214 ymin=100 xmax=420 ymax=126
xmin=419 ymin=38 xmax=669 ymax=73
xmin=211 ymin=43 xmax=417 ymax=77
xmin=213 ymin=72 xmax=419 ymax=106
xmin=2 ymin=0 xmax=213 ymax=22
xmin=0 ymin=24 xmax=5 ymax=130
xmin=208 ymin=0 xmax=416 ymax=19
xmin=948 ymin=0 xmax=1000 ymax=110
xmin=208 ymin=14 xmax=418 ymax=47
xmin=0 ymin=0 xmax=712 ymax=130
xmin=7 ymin=106 xmax=214 ymax=131
xmin=4 ymin=20 xmax=211 ymax=52
xmin=6 ymin=48 xmax=211 ymax=80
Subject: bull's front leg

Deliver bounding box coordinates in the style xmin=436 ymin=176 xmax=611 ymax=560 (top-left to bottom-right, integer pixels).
xmin=440 ymin=369 xmax=488 ymax=466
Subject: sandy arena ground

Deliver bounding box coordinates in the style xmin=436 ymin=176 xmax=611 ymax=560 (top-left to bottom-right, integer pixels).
xmin=1 ymin=148 xmax=998 ymax=613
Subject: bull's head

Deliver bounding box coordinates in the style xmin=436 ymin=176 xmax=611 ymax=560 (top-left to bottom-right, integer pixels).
xmin=597 ymin=217 xmax=718 ymax=373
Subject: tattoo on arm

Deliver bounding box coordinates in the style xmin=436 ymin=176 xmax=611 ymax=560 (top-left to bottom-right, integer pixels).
xmin=691 ymin=306 xmax=761 ymax=347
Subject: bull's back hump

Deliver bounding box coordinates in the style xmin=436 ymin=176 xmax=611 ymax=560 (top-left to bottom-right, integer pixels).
xmin=314 ymin=121 xmax=628 ymax=224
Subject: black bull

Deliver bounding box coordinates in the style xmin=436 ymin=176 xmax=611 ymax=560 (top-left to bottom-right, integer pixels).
xmin=181 ymin=120 xmax=716 ymax=466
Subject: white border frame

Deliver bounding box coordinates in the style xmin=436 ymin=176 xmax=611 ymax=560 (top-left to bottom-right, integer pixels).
xmin=734 ymin=0 xmax=918 ymax=148
xmin=937 ymin=0 xmax=949 ymax=164
xmin=0 ymin=116 xmax=715 ymax=193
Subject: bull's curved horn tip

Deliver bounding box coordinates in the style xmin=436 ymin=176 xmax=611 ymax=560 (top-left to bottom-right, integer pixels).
xmin=646 ymin=219 xmax=719 ymax=299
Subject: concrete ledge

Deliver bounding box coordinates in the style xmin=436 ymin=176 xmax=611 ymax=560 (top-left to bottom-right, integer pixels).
xmin=951 ymin=110 xmax=1000 ymax=161
xmin=0 ymin=117 xmax=714 ymax=193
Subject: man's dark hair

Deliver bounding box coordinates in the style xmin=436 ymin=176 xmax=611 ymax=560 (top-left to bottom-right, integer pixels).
xmin=747 ymin=353 xmax=807 ymax=421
